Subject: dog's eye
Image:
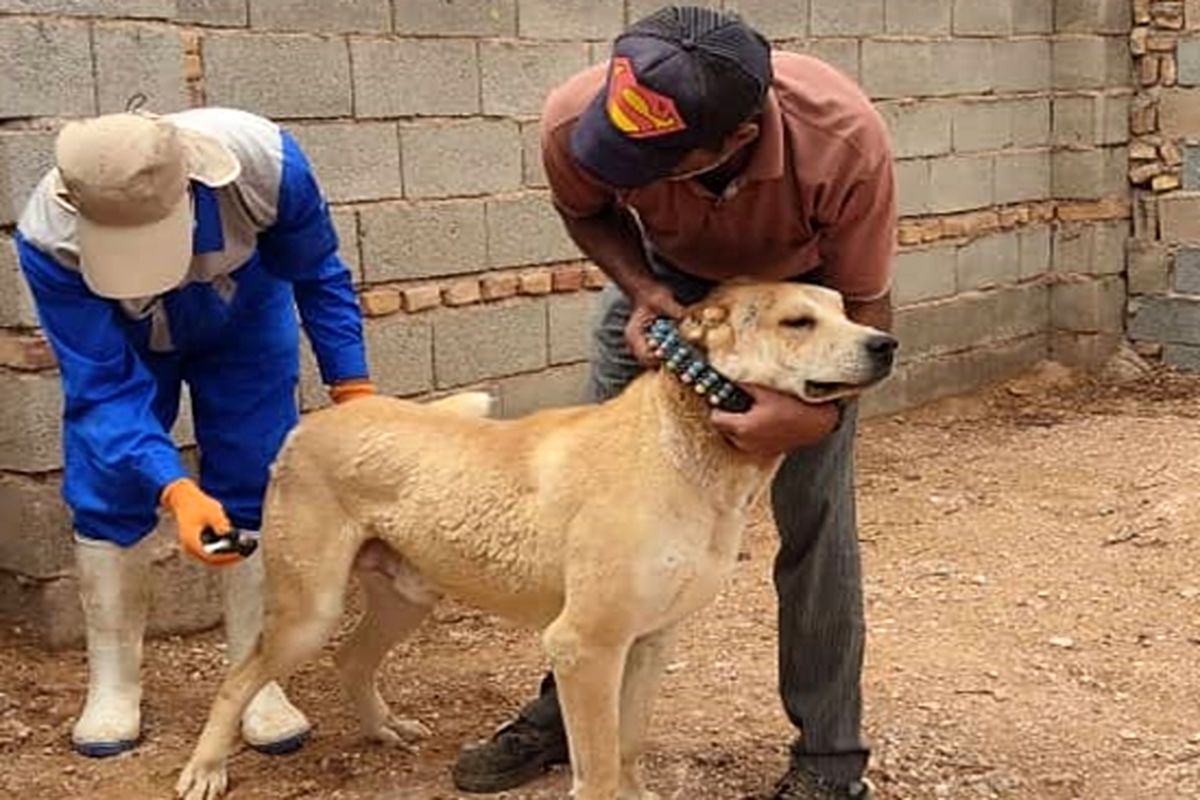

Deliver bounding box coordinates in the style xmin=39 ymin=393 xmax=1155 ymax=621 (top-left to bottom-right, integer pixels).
xmin=782 ymin=317 xmax=816 ymax=330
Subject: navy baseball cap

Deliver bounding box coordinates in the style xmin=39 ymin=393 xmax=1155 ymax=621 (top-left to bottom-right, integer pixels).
xmin=570 ymin=5 xmax=772 ymax=189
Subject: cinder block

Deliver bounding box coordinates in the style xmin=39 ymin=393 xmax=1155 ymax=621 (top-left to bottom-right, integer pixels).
xmin=894 ymin=284 xmax=1047 ymax=361
xmin=330 ymin=206 xmax=361 ymax=282
xmin=288 ymin=122 xmax=402 ymax=203
xmin=204 ymin=33 xmax=351 ymax=118
xmin=1011 ymin=98 xmax=1051 ymax=147
xmin=248 ymin=0 xmax=390 ymax=32
xmin=812 ymin=0 xmax=884 ymax=35
xmin=1174 ymin=248 xmax=1200 ymax=296
xmin=0 ymin=233 xmax=38 ymax=327
xmin=0 ymin=473 xmax=73 ymax=578
xmin=929 ymin=155 xmax=994 ymax=214
xmin=1164 ymin=343 xmax=1200 ymax=370
xmin=1052 ymin=36 xmax=1131 ymax=90
xmin=1129 ymin=296 xmax=1200 ymax=343
xmin=1018 ymin=226 xmax=1051 ymax=278
xmin=894 ymin=159 xmax=930 ymax=217
xmin=297 ymin=339 xmax=325 ymax=411
xmin=994 ymin=150 xmax=1051 ymax=205
xmin=359 ymin=200 xmax=487 ymax=282
xmin=992 ymin=39 xmax=1051 ymax=93
xmin=900 ymin=332 xmax=1047 ymax=410
xmin=365 ymin=315 xmax=434 ymax=397
xmin=1052 ymin=147 xmax=1127 ymax=199
xmin=94 ymin=23 xmax=188 ymax=114
xmin=892 ymin=244 xmax=956 ymax=305
xmin=1012 ymin=0 xmax=1053 ymax=33
xmin=522 ymin=122 xmax=548 ymax=188
xmin=0 ymin=130 xmax=55 ymax=227
xmin=519 ymin=0 xmax=624 ymax=39
xmin=1184 ymin=145 xmax=1200 ymax=190
xmin=176 ymin=0 xmax=248 ymax=26
xmin=1180 ymin=38 xmax=1200 ymax=85
xmin=879 ymin=101 xmax=952 ymax=159
xmin=486 ymin=193 xmax=579 ymax=268
xmin=0 ymin=0 xmax=171 ymax=16
xmin=725 ymin=0 xmax=810 ymax=39
xmin=1092 ymin=222 xmax=1128 ymax=276
xmin=1127 ymin=239 xmax=1169 ymax=294
xmin=1049 ymin=331 xmax=1121 ymax=368
xmin=862 ymin=40 xmax=994 ymax=99
xmin=1055 ymin=0 xmax=1132 ymax=34
xmin=498 ymin=362 xmax=589 ymax=418
xmin=0 ymin=371 xmax=63 ymax=473
xmin=548 ymin=291 xmax=599 ymax=365
xmin=1052 ymin=277 xmax=1125 ymax=333
xmin=433 ymin=299 xmax=548 ymax=388
xmin=952 ymin=0 xmax=1011 ymax=35
xmin=1052 ymin=95 xmax=1131 ymax=147
xmin=1159 ymin=88 xmax=1200 ymax=137
xmin=401 ymin=120 xmax=522 ymax=199
xmin=0 ymin=19 xmax=95 ymax=120
xmin=1159 ymin=194 xmax=1200 ymax=244
xmin=480 ymin=41 xmax=591 ymax=116
xmin=957 ymin=231 xmax=1020 ymax=291
xmin=394 ymin=0 xmax=517 ymax=36
xmin=799 ymin=38 xmax=861 ymax=83
xmin=351 ymin=38 xmax=479 ymax=118
xmin=952 ymin=100 xmax=1011 ymax=152
xmin=884 ymin=0 xmax=951 ymax=34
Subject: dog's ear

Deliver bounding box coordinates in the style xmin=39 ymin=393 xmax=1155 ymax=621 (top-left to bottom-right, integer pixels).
xmin=679 ymin=303 xmax=731 ymax=348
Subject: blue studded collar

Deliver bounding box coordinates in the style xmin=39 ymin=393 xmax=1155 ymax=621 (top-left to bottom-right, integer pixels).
xmin=645 ymin=317 xmax=754 ymax=414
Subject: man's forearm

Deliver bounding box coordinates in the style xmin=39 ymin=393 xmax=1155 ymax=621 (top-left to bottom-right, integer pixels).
xmin=847 ymin=292 xmax=893 ymax=332
xmin=561 ymin=207 xmax=659 ymax=301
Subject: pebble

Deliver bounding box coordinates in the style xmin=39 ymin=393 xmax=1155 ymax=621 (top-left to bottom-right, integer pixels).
xmin=1049 ymin=636 xmax=1076 ymax=649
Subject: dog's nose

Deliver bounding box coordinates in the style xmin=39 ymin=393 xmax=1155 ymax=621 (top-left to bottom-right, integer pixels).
xmin=867 ymin=334 xmax=899 ymax=359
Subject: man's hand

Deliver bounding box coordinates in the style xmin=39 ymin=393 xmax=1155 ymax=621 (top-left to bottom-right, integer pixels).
xmin=710 ymin=384 xmax=839 ymax=456
xmin=161 ymin=478 xmax=240 ymax=566
xmin=624 ymin=282 xmax=687 ymax=366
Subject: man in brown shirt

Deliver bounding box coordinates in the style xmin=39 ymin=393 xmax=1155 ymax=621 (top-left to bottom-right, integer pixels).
xmin=453 ymin=7 xmax=894 ymax=800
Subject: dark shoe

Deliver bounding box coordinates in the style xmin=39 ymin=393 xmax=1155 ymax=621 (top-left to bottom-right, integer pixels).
xmin=451 ymin=677 xmax=569 ymax=794
xmin=762 ymin=764 xmax=874 ymax=800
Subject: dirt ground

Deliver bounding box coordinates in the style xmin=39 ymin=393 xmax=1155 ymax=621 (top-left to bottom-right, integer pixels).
xmin=1 ymin=362 xmax=1199 ymax=800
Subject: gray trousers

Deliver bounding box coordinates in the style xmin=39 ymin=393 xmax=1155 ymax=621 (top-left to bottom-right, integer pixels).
xmin=588 ymin=274 xmax=869 ymax=784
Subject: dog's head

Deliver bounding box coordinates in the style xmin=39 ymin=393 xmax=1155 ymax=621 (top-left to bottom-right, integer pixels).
xmin=678 ymin=282 xmax=897 ymax=404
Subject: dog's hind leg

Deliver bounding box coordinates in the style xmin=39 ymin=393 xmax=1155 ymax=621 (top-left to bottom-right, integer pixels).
xmin=616 ymin=626 xmax=680 ymax=800
xmin=335 ymin=542 xmax=437 ymax=747
xmin=177 ymin=531 xmax=358 ymax=800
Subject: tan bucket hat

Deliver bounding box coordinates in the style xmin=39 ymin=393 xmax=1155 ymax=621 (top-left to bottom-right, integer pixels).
xmin=54 ymin=112 xmax=242 ymax=299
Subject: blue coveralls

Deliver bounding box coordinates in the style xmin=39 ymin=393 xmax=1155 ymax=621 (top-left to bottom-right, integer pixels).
xmin=14 ymin=108 xmax=367 ymax=546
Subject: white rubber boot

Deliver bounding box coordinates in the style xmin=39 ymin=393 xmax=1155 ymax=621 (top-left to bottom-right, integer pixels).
xmin=222 ymin=546 xmax=311 ymax=754
xmin=71 ymin=534 xmax=149 ymax=757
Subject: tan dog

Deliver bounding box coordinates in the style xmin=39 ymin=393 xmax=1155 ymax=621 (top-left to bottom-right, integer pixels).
xmin=176 ymin=281 xmax=896 ymax=800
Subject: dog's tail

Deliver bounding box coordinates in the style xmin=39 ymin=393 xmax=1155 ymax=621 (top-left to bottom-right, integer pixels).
xmin=426 ymin=391 xmax=494 ymax=418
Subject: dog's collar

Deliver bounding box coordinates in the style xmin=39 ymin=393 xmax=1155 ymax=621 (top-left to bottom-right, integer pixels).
xmin=645 ymin=318 xmax=754 ymax=413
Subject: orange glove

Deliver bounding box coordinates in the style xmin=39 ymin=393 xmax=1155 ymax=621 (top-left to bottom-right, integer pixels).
xmin=161 ymin=478 xmax=240 ymax=566
xmin=329 ymin=378 xmax=376 ymax=404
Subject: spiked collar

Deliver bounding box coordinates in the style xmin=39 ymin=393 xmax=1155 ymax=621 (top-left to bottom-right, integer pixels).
xmin=645 ymin=317 xmax=754 ymax=413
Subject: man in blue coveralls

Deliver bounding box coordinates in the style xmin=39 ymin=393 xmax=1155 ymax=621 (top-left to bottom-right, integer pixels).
xmin=14 ymin=108 xmax=375 ymax=757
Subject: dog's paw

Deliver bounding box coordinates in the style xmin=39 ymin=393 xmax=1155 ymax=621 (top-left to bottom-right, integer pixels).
xmin=176 ymin=759 xmax=229 ymax=800
xmin=367 ymin=715 xmax=432 ymax=748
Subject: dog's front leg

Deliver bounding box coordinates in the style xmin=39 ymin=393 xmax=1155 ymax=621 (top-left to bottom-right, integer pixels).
xmin=544 ymin=618 xmax=629 ymax=800
xmin=616 ymin=625 xmax=679 ymax=800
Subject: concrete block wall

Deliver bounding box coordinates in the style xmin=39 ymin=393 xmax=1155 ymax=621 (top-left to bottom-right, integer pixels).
xmin=1125 ymin=0 xmax=1200 ymax=368
xmin=0 ymin=0 xmax=1134 ymax=644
